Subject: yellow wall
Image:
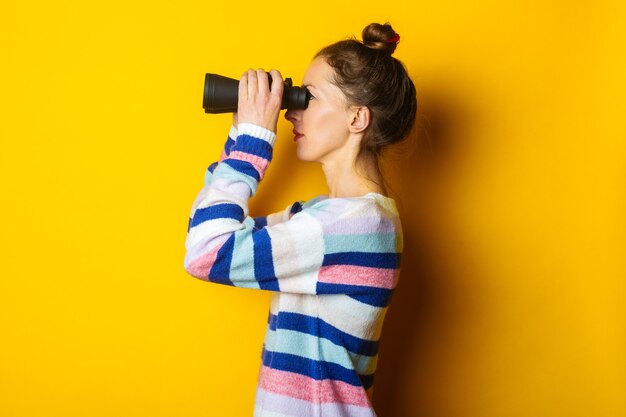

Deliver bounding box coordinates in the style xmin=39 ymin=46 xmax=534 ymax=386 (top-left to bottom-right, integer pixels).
xmin=1 ymin=1 xmax=624 ymax=416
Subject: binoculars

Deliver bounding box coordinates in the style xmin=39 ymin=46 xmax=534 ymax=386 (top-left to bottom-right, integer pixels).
xmin=203 ymin=73 xmax=311 ymax=114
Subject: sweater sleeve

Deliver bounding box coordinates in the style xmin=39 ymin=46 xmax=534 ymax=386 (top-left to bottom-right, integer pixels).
xmin=207 ymin=125 xmax=237 ymax=183
xmin=187 ymin=125 xmax=238 ymax=232
xmin=184 ymin=123 xmax=400 ymax=301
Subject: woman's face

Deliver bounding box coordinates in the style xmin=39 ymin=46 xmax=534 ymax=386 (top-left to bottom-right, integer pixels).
xmin=284 ymin=57 xmax=354 ymax=164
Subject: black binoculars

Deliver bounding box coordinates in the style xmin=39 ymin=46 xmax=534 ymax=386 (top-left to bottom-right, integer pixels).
xmin=203 ymin=73 xmax=311 ymax=114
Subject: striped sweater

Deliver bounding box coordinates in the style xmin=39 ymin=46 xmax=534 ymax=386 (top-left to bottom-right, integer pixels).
xmin=184 ymin=123 xmax=403 ymax=417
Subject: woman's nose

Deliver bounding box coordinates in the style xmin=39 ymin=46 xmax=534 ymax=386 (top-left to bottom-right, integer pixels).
xmin=284 ymin=108 xmax=301 ymax=124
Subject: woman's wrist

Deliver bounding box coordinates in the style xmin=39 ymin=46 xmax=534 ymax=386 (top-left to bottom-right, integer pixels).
xmin=237 ymin=123 xmax=276 ymax=146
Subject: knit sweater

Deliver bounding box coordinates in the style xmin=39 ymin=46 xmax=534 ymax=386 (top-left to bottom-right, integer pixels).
xmin=184 ymin=123 xmax=403 ymax=417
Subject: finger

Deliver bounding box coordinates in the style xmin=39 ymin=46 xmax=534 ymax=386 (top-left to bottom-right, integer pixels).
xmin=268 ymin=69 xmax=284 ymax=98
xmin=247 ymin=69 xmax=258 ymax=98
xmin=238 ymin=70 xmax=249 ymax=100
xmin=256 ymin=69 xmax=270 ymax=96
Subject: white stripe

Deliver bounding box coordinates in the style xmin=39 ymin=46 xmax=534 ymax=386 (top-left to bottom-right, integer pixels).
xmin=254 ymin=408 xmax=294 ymax=417
xmin=213 ymin=160 xmax=259 ymax=195
xmin=238 ymin=123 xmax=277 ymax=145
xmin=184 ymin=229 xmax=228 ymax=268
xmin=319 ymin=295 xmax=388 ymax=341
xmin=266 ymin=204 xmax=293 ymax=226
xmin=198 ymin=174 xmax=251 ymax=211
xmin=186 ymin=216 xmax=242 ymax=249
xmin=270 ymin=293 xmax=319 ymax=317
xmin=228 ymin=125 xmax=238 ymax=140
xmin=189 ymin=184 xmax=210 ymax=214
xmin=268 ymin=293 xmax=387 ymax=343
xmin=267 ymin=213 xmax=324 ymax=295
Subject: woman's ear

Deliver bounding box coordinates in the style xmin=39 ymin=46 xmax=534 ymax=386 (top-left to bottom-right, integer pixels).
xmin=348 ymin=106 xmax=370 ymax=133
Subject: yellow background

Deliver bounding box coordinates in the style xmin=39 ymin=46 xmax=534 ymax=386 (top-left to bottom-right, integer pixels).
xmin=1 ymin=1 xmax=625 ymax=416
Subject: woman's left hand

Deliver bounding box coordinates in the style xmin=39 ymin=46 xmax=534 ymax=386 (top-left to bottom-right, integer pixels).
xmin=237 ymin=68 xmax=284 ymax=133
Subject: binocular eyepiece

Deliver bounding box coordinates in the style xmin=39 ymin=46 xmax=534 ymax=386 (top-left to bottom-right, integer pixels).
xmin=203 ymin=73 xmax=311 ymax=114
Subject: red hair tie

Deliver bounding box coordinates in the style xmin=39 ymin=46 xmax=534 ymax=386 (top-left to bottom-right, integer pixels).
xmin=387 ymin=33 xmax=400 ymax=44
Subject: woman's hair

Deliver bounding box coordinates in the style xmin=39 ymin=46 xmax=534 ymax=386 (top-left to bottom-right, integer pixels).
xmin=315 ymin=23 xmax=417 ymax=187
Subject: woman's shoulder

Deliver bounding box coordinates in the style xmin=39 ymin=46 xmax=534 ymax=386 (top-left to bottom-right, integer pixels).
xmin=303 ymin=193 xmax=398 ymax=215
xmin=298 ymin=193 xmax=402 ymax=234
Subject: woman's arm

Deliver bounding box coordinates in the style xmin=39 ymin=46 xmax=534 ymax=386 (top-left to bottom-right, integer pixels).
xmin=185 ymin=123 xmax=398 ymax=303
xmin=185 ymin=122 xmax=281 ymax=284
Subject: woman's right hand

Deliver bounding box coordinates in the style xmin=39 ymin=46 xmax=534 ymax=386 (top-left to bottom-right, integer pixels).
xmin=237 ymin=69 xmax=284 ymax=133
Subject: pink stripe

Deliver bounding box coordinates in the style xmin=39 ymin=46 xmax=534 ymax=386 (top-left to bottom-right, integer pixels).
xmin=258 ymin=365 xmax=370 ymax=407
xmin=318 ymin=265 xmax=397 ymax=289
xmin=185 ymin=244 xmax=221 ymax=279
xmin=255 ymin=388 xmax=376 ymax=417
xmin=229 ymin=151 xmax=270 ymax=180
xmin=219 ymin=149 xmax=228 ymax=162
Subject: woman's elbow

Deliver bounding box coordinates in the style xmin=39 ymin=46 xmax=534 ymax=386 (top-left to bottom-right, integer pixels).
xmin=183 ymin=251 xmax=213 ymax=281
xmin=184 ymin=234 xmax=232 ymax=281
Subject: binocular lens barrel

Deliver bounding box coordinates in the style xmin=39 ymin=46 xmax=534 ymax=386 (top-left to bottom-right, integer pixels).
xmin=203 ymin=73 xmax=310 ymax=114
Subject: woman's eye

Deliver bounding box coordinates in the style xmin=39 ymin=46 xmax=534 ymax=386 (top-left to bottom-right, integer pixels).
xmin=306 ymin=89 xmax=315 ymax=100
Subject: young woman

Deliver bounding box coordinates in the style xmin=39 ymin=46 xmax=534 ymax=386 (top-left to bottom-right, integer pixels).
xmin=185 ymin=23 xmax=417 ymax=417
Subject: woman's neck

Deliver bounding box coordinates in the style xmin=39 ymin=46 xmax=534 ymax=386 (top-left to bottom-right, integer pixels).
xmin=321 ymin=154 xmax=385 ymax=199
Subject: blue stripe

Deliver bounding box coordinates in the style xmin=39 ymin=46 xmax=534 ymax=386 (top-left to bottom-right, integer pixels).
xmin=224 ymin=137 xmax=236 ymax=156
xmin=233 ymin=134 xmax=273 ymax=161
xmin=190 ymin=203 xmax=244 ymax=228
xmin=207 ymin=161 xmax=218 ymax=174
xmin=253 ymin=216 xmax=268 ymax=229
xmin=316 ymin=282 xmax=393 ymax=307
xmin=268 ymin=312 xmax=379 ymax=356
xmin=348 ymin=288 xmax=394 ymax=307
xmin=208 ymin=235 xmax=235 ymax=285
xmin=360 ymin=373 xmax=375 ymax=389
xmin=252 ymin=228 xmax=279 ymax=291
xmin=222 ymin=159 xmax=260 ymax=182
xmin=262 ymin=348 xmax=374 ymax=388
xmin=289 ymin=201 xmax=303 ymax=216
xmin=322 ymin=252 xmax=400 ymax=269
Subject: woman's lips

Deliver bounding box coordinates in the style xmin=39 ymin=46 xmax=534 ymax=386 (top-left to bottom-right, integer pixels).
xmin=293 ymin=130 xmax=304 ymax=141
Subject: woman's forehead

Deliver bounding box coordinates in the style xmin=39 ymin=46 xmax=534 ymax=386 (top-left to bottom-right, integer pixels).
xmin=302 ymin=57 xmax=331 ymax=86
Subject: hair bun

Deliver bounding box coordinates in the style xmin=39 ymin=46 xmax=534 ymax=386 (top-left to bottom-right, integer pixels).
xmin=362 ymin=22 xmax=399 ymax=55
